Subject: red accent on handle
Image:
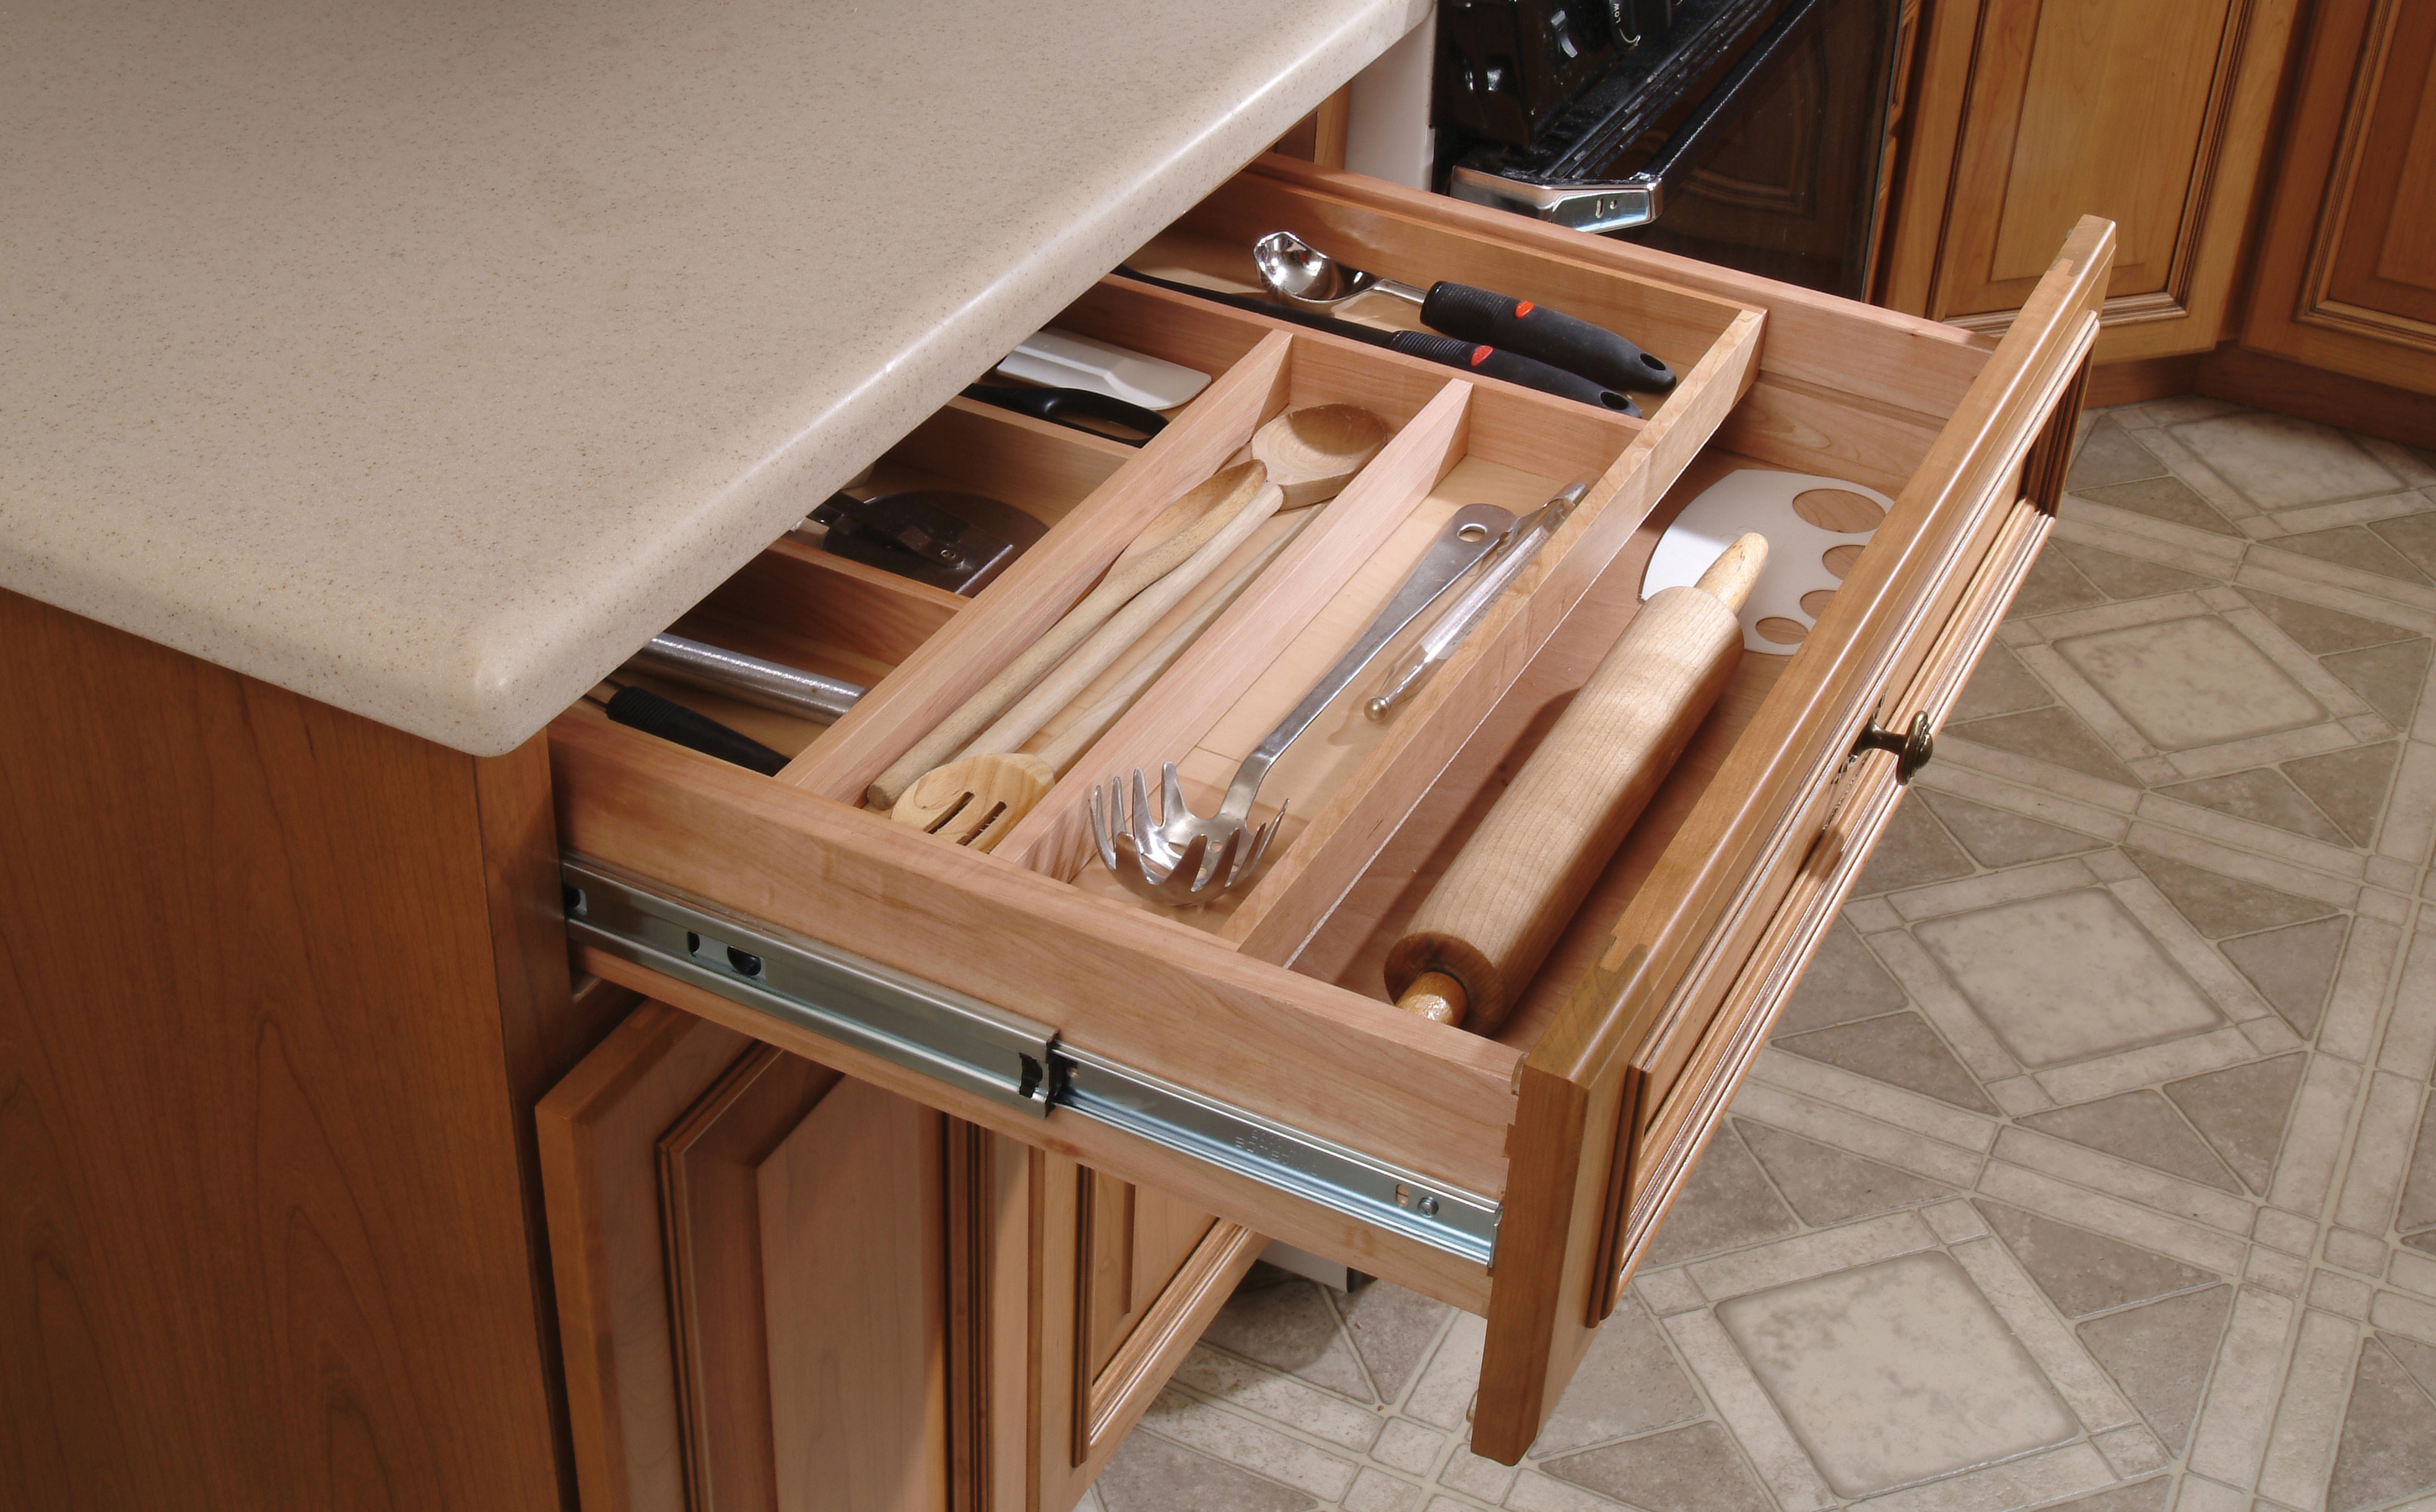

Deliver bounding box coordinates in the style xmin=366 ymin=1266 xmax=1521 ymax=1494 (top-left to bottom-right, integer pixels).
xmin=1514 ymin=301 xmax=1536 ymax=317
xmin=1469 ymin=345 xmax=1492 ymax=366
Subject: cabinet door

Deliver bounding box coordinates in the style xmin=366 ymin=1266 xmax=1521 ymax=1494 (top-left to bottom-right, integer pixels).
xmin=538 ymin=1001 xmax=970 ymax=1512
xmin=2239 ymin=0 xmax=2436 ymax=394
xmin=1024 ymin=1154 xmax=1264 ymax=1512
xmin=1881 ymin=0 xmax=2296 ymax=360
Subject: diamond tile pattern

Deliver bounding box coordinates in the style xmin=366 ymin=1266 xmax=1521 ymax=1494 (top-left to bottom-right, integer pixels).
xmin=1098 ymin=400 xmax=2436 ymax=1512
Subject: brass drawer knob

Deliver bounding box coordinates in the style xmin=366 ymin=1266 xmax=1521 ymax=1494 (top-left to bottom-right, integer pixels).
xmin=1853 ymin=710 xmax=1935 ymax=783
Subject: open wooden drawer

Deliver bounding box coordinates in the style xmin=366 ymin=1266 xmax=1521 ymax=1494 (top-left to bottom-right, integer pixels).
xmin=547 ymin=155 xmax=2112 ymax=1463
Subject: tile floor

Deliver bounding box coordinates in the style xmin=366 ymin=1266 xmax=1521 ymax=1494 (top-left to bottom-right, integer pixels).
xmin=1088 ymin=398 xmax=2436 ymax=1512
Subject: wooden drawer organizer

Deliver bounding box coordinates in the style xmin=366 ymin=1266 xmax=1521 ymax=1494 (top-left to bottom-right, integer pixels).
xmin=550 ymin=155 xmax=2112 ymax=1462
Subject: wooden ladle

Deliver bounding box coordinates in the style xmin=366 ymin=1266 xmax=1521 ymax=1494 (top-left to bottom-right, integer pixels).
xmin=1250 ymin=404 xmax=1393 ymax=506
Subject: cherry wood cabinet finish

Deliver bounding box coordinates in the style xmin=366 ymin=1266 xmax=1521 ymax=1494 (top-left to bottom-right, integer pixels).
xmin=1879 ymin=0 xmax=2296 ymax=363
xmin=2238 ymin=0 xmax=2436 ymax=396
xmin=0 ymin=586 xmax=595 ymax=1511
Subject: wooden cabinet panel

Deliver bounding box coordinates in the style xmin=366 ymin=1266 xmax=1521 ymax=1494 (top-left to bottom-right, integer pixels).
xmin=2241 ymin=0 xmax=2436 ymax=391
xmin=760 ymin=1079 xmax=948 ymax=1512
xmin=539 ymin=1004 xmax=965 ymax=1512
xmin=658 ymin=1047 xmax=843 ymax=1512
xmin=1881 ymin=0 xmax=2295 ymax=360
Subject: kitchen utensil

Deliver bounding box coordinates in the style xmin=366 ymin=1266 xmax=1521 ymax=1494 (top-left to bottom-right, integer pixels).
xmin=995 ymin=329 xmax=1209 ymax=409
xmin=866 ymin=461 xmax=1269 ymax=810
xmin=960 ymin=383 xmax=1167 ymax=445
xmin=627 ymin=633 xmax=864 ymax=723
xmin=892 ymin=506 xmax=1317 ymax=851
xmin=1249 ymin=404 xmax=1395 ymax=506
xmin=1253 ymin=231 xmax=1677 ymax=392
xmin=1113 ymin=267 xmax=1640 ymax=417
xmin=1366 ymin=480 xmax=1589 ymax=720
xmin=810 ymin=489 xmax=1046 ymax=595
xmin=1642 ymin=471 xmax=1887 ymax=651
xmin=1386 ymin=534 xmax=1768 ymax=1032
xmin=1088 ymin=502 xmax=1517 ymax=906
xmin=593 ymin=684 xmax=792 ymax=776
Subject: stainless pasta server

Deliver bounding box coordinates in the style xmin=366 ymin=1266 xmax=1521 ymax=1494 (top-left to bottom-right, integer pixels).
xmin=1089 ymin=503 xmax=1516 ymax=906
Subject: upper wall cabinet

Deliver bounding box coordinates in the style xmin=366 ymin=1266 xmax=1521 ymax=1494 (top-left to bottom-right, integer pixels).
xmin=2239 ymin=0 xmax=2436 ymax=393
xmin=1881 ymin=0 xmax=2299 ymax=360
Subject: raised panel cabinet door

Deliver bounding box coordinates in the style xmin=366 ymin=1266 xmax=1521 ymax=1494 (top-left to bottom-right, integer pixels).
xmin=1882 ymin=0 xmax=2295 ymax=358
xmin=2241 ymin=0 xmax=2436 ymax=391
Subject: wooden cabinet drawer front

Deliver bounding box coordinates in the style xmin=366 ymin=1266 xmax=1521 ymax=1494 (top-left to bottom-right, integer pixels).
xmin=548 ymin=158 xmax=2113 ymax=1465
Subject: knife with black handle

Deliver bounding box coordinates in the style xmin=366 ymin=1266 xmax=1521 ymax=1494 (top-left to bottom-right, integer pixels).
xmin=960 ymin=383 xmax=1167 ymax=445
xmin=1418 ymin=282 xmax=1677 ymax=393
xmin=1113 ymin=267 xmax=1640 ymax=417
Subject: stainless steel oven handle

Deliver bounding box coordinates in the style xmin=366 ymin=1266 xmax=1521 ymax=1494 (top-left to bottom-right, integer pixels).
xmin=1449 ymin=0 xmax=1832 ymax=235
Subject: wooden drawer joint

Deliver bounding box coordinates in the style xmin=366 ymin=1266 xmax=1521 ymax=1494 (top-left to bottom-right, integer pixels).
xmin=562 ymin=856 xmax=1503 ymax=1266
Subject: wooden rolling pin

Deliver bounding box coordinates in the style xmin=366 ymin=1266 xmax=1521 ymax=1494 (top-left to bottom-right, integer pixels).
xmin=1385 ymin=534 xmax=1768 ymax=1032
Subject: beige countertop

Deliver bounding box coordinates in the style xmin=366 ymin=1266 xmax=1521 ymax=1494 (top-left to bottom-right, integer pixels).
xmin=2 ymin=0 xmax=1430 ymax=755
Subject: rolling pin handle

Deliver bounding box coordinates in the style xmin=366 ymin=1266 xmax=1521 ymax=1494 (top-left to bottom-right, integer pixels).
xmin=1853 ymin=709 xmax=1936 ymax=783
xmin=1396 ymin=971 xmax=1469 ymax=1027
xmin=1693 ymin=531 xmax=1768 ymax=614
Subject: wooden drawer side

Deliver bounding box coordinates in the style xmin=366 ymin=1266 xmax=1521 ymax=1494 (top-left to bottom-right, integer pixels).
xmin=1467 ymin=217 xmax=2114 ymax=1464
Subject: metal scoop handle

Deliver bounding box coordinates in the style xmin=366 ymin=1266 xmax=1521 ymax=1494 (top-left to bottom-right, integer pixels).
xmin=1218 ymin=503 xmax=1515 ymax=819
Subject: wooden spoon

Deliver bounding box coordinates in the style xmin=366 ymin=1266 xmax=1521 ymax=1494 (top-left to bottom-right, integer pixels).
xmin=1251 ymin=404 xmax=1393 ymax=507
xmin=866 ymin=461 xmax=1266 ymax=809
xmin=892 ymin=503 xmax=1320 ymax=852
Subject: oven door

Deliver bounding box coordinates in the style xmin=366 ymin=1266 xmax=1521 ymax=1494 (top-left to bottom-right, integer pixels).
xmin=1448 ymin=0 xmax=1902 ymax=298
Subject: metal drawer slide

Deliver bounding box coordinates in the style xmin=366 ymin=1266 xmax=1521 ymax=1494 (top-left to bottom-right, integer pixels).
xmin=562 ymin=857 xmax=1500 ymax=1266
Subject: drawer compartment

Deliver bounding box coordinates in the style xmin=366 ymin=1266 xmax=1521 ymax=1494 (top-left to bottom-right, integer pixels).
xmin=548 ymin=156 xmax=2112 ymax=1463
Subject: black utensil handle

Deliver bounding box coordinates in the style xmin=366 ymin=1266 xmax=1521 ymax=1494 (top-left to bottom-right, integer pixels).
xmin=1421 ymin=282 xmax=1677 ymax=393
xmin=960 ymin=383 xmax=1166 ymax=444
xmin=1385 ymin=332 xmax=1642 ymax=417
xmin=606 ymin=686 xmax=790 ymax=776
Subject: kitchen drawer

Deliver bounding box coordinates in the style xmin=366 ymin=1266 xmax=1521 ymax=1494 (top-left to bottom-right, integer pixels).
xmin=547 ymin=156 xmax=2111 ymax=1463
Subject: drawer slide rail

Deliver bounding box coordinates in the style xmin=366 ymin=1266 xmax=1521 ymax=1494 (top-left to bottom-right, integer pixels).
xmin=562 ymin=858 xmax=1500 ymax=1266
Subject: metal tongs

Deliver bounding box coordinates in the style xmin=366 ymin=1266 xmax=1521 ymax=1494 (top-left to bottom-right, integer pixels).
xmin=1365 ymin=480 xmax=1591 ymax=719
xmin=1089 ymin=503 xmax=1518 ymax=906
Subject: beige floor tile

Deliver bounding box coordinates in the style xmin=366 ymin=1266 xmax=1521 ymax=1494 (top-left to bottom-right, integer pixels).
xmin=1504 ymin=1471 xmax=1629 ymax=1512
xmin=2107 ymin=879 xmax=2277 ymax=1022
xmin=2168 ymin=1054 xmax=2310 ymax=1197
xmin=1632 ymin=1266 xmax=1707 ymax=1318
xmin=1868 ymin=929 xmax=2028 ymax=1080
xmin=2011 ymin=1089 xmax=2244 ymax=1193
xmin=1750 ymin=1048 xmax=2001 ymax=1152
xmin=2373 ymin=744 xmax=2436 ymax=862
xmin=2326 ymin=1229 xmax=2391 ymax=1275
xmin=1949 ymin=1234 xmax=2138 ymax=1429
xmin=1739 ymin=1120 xmax=1957 ymax=1227
xmin=1731 ymin=1080 xmax=1988 ymax=1188
xmin=2017 ymin=641 xmax=2170 ymax=759
xmin=1344 ymin=1467 xmax=1425 ymax=1512
xmin=1851 ymin=1443 xmax=2116 ymax=1512
xmin=2168 ymin=414 xmax=2403 ymax=510
xmin=2027 ymin=592 xmax=2225 ymax=644
xmin=1689 ymin=1210 xmax=1944 ymax=1301
xmin=1534 ymin=1422 xmax=1772 ymax=1512
xmin=1372 ymin=1419 xmax=1446 ymax=1475
xmin=1773 ymin=1012 xmax=2003 ymax=1114
xmin=2378 ymin=931 xmax=2436 ymax=1080
xmin=2123 ymin=840 xmax=2347 ymax=932
xmin=2324 ymin=1337 xmax=2436 ymax=1512
xmin=2185 ymin=1286 xmax=2300 ymax=1488
xmin=2248 ymin=545 xmax=2436 ymax=616
xmin=2134 ymin=790 xmax=2366 ymax=880
xmin=1136 ymin=1389 xmax=1364 ymax=1501
xmin=2309 ymin=1271 xmax=2377 ymax=1319
xmin=1435 ymin=1446 xmax=1512 ymax=1503
xmin=1528 ymin=1298 xmax=1705 ymax=1456
xmin=1092 ymin=1432 xmax=1313 ymax=1512
xmin=2257 ymin=1308 xmax=2364 ymax=1510
xmin=1716 ymin=1251 xmax=2078 ymax=1497
xmin=2372 ymin=1289 xmax=2436 ymax=1346
xmin=1938 ymin=730 xmax=2147 ymax=810
xmin=1891 ymin=856 xmax=2103 ymax=923
xmin=1401 ymin=1313 xmax=1485 ymax=1433
xmin=2031 ymin=1025 xmax=2259 ymax=1106
xmin=2266 ymin=493 xmax=2432 ymax=537
xmin=1951 ymin=641 xmax=2060 ymax=722
xmin=2390 ymin=1251 xmax=2436 ymax=1301
xmin=1918 ymin=762 xmax=2135 ymax=844
xmin=2064 ymin=485 xmax=2245 ymax=547
xmin=2166 ymin=724 xmax=2361 ymax=783
xmin=1173 ymin=1347 xmax=1387 ymax=1451
xmin=2237 ymin=562 xmax=2436 ymax=638
xmin=1639 ymin=1123 xmax=1801 ymax=1270
xmin=2320 ymin=916 xmax=2408 ymax=1062
xmin=2072 ymin=419 xmax=2173 ymax=489
xmin=2095 ymin=1425 xmax=2170 ymax=1477
xmin=1975 ymin=1197 xmax=2224 ymax=1317
xmin=2258 ymin=1208 xmax=2321 ymax=1254
xmin=1775 ymin=920 xmax=1909 ymax=1035
xmin=1995 ymin=1124 xmax=2255 ymax=1233
xmin=1663 ymin=1308 xmax=1840 ymax=1512
xmin=2083 ymin=1284 xmax=2240 ymax=1454
xmin=1977 ymin=1163 xmax=2251 ymax=1274
xmin=2273 ymin=1056 xmax=2370 ymax=1220
xmin=2251 ymin=1248 xmax=2313 ymax=1296
xmin=1926 ymin=1199 xmax=1993 ymax=1243
xmin=2336 ymin=1073 xmax=2433 ymax=1236
xmin=1919 ymin=788 xmax=2109 ymax=869
xmin=1201 ymin=1268 xmax=1378 ymax=1402
xmin=2220 ymin=918 xmax=2349 ymax=1037
xmin=2266 ymin=528 xmax=2432 ymax=589
xmin=1916 ymin=889 xmax=2222 ymax=1067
